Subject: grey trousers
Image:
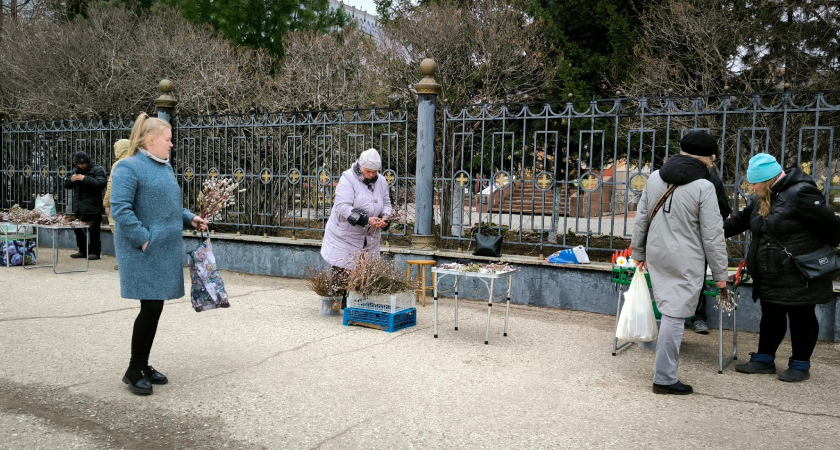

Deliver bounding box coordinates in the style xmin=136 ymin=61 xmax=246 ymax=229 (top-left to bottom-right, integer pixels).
xmin=654 ymin=314 xmax=685 ymax=385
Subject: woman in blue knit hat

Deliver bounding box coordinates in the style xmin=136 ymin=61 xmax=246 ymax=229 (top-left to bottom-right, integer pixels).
xmin=724 ymin=153 xmax=840 ymax=382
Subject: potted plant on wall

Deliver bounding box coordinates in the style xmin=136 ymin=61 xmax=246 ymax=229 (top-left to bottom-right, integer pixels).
xmin=305 ymin=266 xmax=342 ymax=316
xmin=344 ymin=253 xmax=415 ymax=314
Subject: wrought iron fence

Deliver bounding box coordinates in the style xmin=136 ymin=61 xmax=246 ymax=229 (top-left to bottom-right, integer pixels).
xmin=3 ymin=92 xmax=839 ymax=256
xmin=438 ymin=91 xmax=840 ymax=256
xmin=1 ymin=119 xmax=134 ymax=213
xmin=172 ymin=108 xmax=415 ymax=238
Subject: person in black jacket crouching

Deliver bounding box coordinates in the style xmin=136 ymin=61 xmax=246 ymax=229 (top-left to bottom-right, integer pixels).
xmin=724 ymin=153 xmax=840 ymax=382
xmin=63 ymin=151 xmax=107 ymax=260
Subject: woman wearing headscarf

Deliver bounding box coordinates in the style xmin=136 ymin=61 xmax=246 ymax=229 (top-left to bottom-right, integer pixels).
xmin=103 ymin=139 xmax=130 ymax=270
xmin=111 ymin=113 xmax=208 ymax=395
xmin=320 ymin=148 xmax=392 ymax=302
xmin=724 ymin=153 xmax=840 ymax=382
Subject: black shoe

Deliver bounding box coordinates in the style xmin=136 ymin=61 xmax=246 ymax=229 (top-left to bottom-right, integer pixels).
xmin=653 ymin=381 xmax=693 ymax=395
xmin=735 ymin=355 xmax=776 ymax=374
xmin=778 ymin=368 xmax=810 ymax=382
xmin=70 ymin=252 xmax=87 ymax=259
xmin=88 ymin=254 xmax=100 ymax=261
xmin=123 ymin=371 xmax=153 ymax=395
xmin=146 ymin=366 xmax=168 ymax=385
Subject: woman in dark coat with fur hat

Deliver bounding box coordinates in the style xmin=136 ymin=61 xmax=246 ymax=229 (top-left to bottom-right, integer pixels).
xmin=724 ymin=153 xmax=840 ymax=382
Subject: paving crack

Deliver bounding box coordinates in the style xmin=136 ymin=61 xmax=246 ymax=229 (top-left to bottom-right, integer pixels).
xmin=309 ymin=408 xmax=394 ymax=449
xmin=200 ymin=328 xmax=358 ymax=381
xmin=695 ymin=392 xmax=840 ymax=420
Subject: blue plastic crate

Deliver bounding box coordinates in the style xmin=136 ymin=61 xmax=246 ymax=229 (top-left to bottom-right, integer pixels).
xmin=343 ymin=307 xmax=417 ymax=333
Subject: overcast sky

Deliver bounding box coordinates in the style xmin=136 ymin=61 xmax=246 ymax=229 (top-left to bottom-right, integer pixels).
xmin=342 ymin=0 xmax=379 ymax=16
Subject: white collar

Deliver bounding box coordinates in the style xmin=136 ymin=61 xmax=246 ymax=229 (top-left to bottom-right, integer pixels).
xmin=139 ymin=148 xmax=169 ymax=164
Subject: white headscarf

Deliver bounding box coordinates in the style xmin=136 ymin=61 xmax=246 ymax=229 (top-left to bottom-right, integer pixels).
xmin=358 ymin=148 xmax=381 ymax=171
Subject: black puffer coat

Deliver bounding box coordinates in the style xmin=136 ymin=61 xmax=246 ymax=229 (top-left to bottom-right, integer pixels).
xmin=724 ymin=168 xmax=840 ymax=305
xmin=63 ymin=164 xmax=107 ymax=217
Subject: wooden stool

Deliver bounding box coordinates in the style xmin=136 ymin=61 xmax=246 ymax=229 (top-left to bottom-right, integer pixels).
xmin=406 ymin=260 xmax=436 ymax=307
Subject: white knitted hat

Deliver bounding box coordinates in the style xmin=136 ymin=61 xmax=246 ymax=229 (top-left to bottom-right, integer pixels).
xmin=358 ymin=148 xmax=381 ymax=170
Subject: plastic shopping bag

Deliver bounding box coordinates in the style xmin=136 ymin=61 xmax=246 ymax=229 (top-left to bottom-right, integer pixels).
xmin=187 ymin=233 xmax=231 ymax=312
xmin=615 ymin=270 xmax=659 ymax=342
xmin=34 ymin=194 xmax=56 ymax=217
xmin=1 ymin=239 xmax=36 ymax=266
xmin=546 ymin=246 xmax=590 ymax=264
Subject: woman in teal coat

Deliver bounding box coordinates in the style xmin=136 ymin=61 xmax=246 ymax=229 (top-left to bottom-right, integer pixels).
xmin=111 ymin=113 xmax=207 ymax=395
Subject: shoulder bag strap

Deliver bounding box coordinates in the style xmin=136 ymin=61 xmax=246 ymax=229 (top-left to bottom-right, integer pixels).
xmin=761 ymin=217 xmax=794 ymax=258
xmin=649 ymin=184 xmax=677 ymax=223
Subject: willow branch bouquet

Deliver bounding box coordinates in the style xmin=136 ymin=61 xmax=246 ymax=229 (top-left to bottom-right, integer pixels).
xmin=197 ymin=178 xmax=246 ymax=222
xmin=345 ymin=252 xmax=413 ymax=297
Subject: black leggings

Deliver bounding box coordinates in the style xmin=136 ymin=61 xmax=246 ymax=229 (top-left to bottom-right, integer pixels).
xmin=129 ymin=300 xmax=164 ymax=372
xmin=757 ymin=302 xmax=819 ymax=362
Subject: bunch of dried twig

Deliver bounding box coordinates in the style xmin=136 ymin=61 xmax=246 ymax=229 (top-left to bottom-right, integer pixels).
xmin=305 ymin=266 xmax=338 ymax=297
xmin=715 ymin=287 xmax=737 ymax=315
xmin=198 ymin=178 xmax=245 ymax=221
xmin=345 ymin=252 xmax=413 ymax=297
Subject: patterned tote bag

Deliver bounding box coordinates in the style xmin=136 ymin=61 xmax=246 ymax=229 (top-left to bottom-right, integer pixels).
xmin=187 ymin=232 xmax=231 ymax=312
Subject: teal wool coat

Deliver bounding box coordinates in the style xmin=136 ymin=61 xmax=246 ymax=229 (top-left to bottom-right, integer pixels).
xmin=110 ymin=153 xmax=195 ymax=300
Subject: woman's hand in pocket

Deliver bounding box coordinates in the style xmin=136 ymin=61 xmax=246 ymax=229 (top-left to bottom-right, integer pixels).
xmin=142 ymin=241 xmax=149 ymax=252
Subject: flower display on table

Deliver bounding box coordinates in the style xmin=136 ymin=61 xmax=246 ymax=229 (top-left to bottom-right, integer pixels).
xmin=2 ymin=205 xmax=85 ymax=226
xmin=435 ymin=262 xmax=518 ymax=274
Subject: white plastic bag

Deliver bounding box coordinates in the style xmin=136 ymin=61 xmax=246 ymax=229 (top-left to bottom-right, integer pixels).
xmin=615 ymin=270 xmax=659 ymax=342
xmin=572 ymin=245 xmax=590 ymax=264
xmin=34 ymin=194 xmax=56 ymax=217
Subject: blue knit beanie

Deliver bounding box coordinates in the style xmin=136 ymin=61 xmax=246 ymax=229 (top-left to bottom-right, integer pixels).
xmin=747 ymin=153 xmax=782 ymax=183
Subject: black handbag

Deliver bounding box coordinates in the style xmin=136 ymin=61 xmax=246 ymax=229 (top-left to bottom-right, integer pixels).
xmin=473 ymin=233 xmax=503 ymax=257
xmin=763 ymin=218 xmax=840 ymax=281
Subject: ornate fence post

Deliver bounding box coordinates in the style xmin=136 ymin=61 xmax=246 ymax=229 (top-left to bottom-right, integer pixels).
xmin=412 ymin=59 xmax=441 ymax=250
xmin=154 ymin=79 xmax=177 ymax=170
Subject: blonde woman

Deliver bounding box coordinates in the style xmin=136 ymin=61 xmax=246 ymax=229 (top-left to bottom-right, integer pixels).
xmin=103 ymin=139 xmax=130 ymax=270
xmin=110 ymin=113 xmax=208 ymax=395
xmin=724 ymin=153 xmax=840 ymax=382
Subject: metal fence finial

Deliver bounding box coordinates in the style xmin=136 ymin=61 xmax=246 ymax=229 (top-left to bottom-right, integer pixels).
xmin=414 ymin=58 xmax=441 ymax=96
xmin=155 ymin=79 xmax=177 ymax=110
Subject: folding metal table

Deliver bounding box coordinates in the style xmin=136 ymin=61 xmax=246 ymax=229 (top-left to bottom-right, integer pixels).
xmin=432 ymin=267 xmax=517 ymax=345
xmin=23 ymin=223 xmax=90 ymax=274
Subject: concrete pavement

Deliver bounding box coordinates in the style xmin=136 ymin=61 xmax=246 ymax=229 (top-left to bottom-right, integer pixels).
xmin=2 ymin=249 xmax=840 ymax=449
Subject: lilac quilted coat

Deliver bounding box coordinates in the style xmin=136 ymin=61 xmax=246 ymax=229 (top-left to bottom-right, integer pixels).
xmin=320 ymin=168 xmax=392 ymax=268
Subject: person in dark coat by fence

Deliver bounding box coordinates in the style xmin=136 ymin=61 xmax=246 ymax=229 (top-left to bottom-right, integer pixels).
xmin=681 ymin=132 xmax=734 ymax=335
xmin=724 ymin=153 xmax=840 ymax=382
xmin=63 ymin=151 xmax=107 ymax=260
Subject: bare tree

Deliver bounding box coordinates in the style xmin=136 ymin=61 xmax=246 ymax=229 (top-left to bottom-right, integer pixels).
xmin=273 ymin=29 xmax=388 ymax=111
xmin=626 ymin=0 xmax=840 ymax=96
xmin=379 ymin=0 xmax=553 ymax=105
xmin=0 ymin=5 xmax=276 ymax=120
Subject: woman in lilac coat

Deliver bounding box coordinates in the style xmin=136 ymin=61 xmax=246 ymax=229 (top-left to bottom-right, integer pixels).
xmin=321 ymin=148 xmax=392 ymax=289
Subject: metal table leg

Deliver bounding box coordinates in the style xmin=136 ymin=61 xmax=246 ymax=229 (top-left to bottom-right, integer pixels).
xmin=23 ymin=226 xmax=51 ymax=271
xmin=718 ymin=304 xmax=738 ymax=373
xmin=504 ymin=275 xmax=512 ymax=337
xmin=485 ymin=278 xmax=495 ymax=345
xmin=434 ymin=274 xmax=439 ymax=338
xmin=454 ymin=276 xmax=460 ymax=331
xmin=47 ymin=228 xmax=91 ymax=275
xmin=612 ymin=285 xmax=632 ymax=356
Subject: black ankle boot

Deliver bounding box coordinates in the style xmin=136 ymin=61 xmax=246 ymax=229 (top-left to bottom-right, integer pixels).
xmin=123 ymin=369 xmax=153 ymax=395
xmin=146 ymin=366 xmax=168 ymax=385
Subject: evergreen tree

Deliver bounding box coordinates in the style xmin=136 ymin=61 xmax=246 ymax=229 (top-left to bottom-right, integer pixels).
xmin=166 ymin=0 xmax=349 ymax=56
